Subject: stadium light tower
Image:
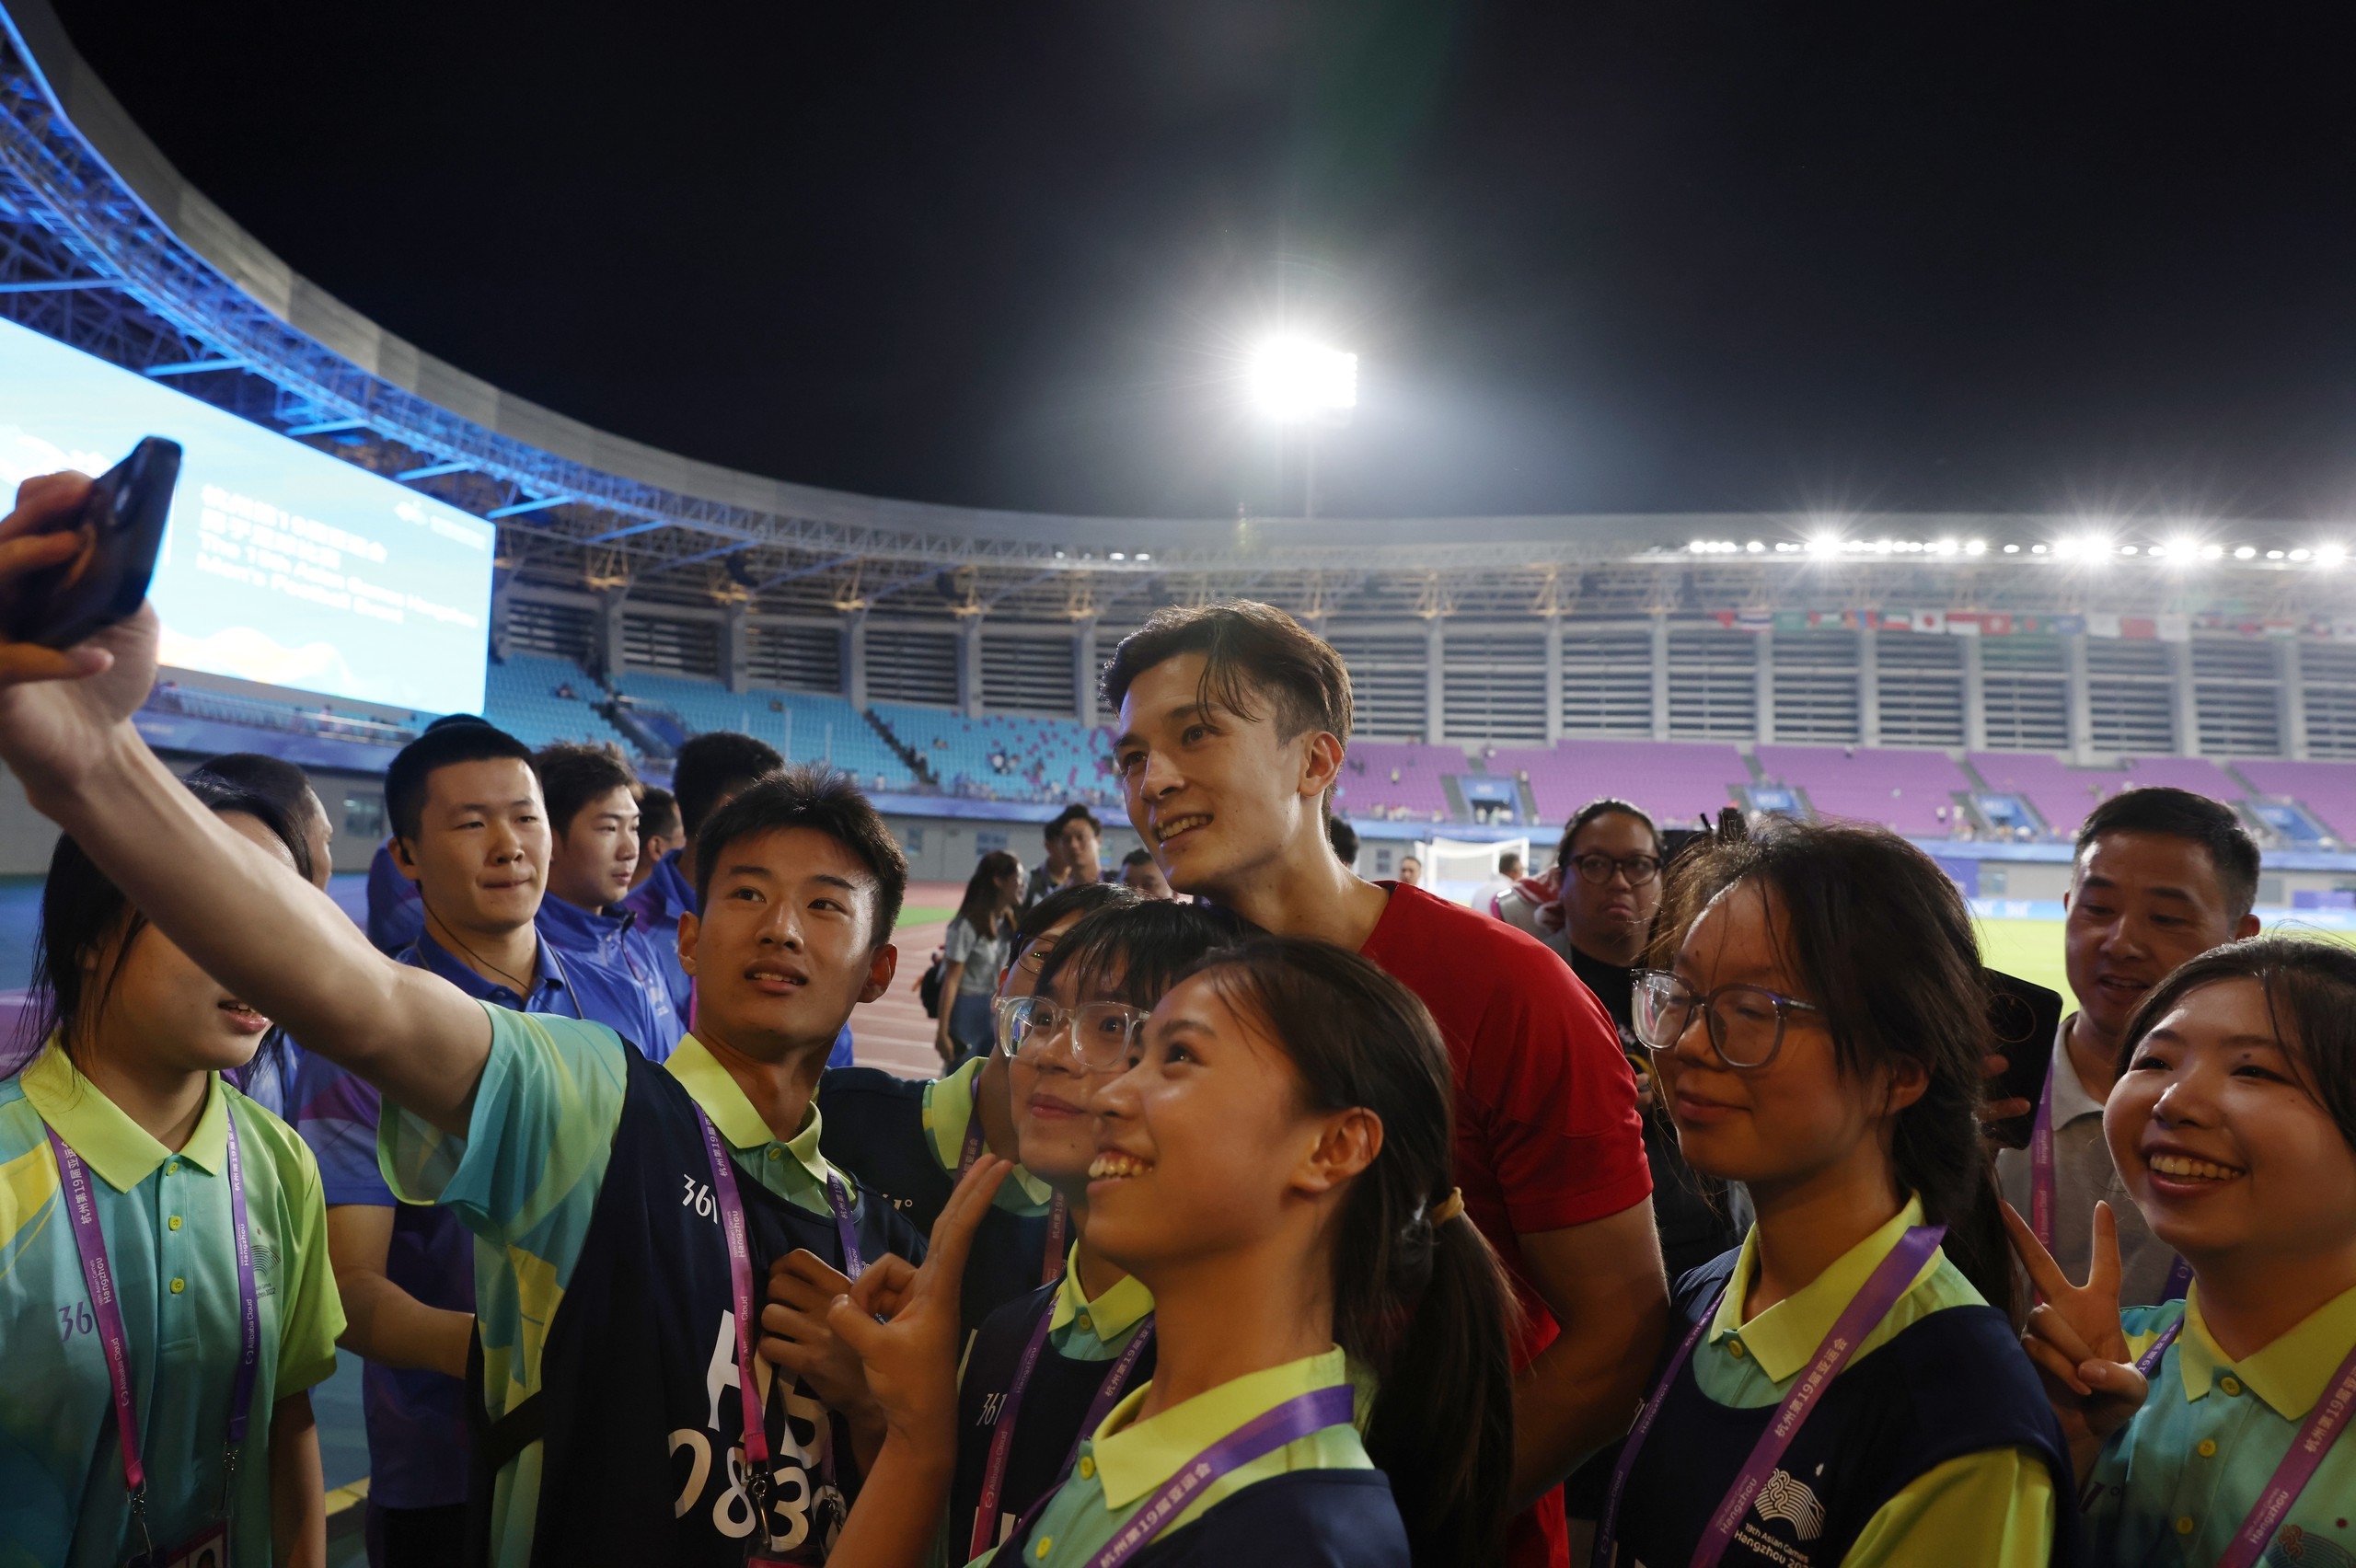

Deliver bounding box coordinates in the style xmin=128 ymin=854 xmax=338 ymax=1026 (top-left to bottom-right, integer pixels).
xmin=1247 ymin=336 xmax=1357 ymax=518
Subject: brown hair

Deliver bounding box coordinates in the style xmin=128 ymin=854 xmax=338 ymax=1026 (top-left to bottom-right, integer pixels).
xmin=1102 ymin=601 xmax=1352 ymax=758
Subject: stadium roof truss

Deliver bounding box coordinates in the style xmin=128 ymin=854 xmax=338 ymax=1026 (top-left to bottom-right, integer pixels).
xmin=2 ymin=1 xmax=2353 ymax=634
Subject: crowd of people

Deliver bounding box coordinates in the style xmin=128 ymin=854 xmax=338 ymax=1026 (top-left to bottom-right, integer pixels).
xmin=0 ymin=466 xmax=2350 ymax=1568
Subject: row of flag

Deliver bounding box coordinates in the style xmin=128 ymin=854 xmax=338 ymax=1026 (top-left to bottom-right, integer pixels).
xmin=1709 ymin=608 xmax=2351 ymax=641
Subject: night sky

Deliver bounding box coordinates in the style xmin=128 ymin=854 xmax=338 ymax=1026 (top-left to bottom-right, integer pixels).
xmin=50 ymin=2 xmax=2356 ymax=524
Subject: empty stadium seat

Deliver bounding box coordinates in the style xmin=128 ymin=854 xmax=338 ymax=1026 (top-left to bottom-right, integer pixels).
xmin=1756 ymin=745 xmax=1973 ymax=836
xmin=1484 ymin=740 xmax=1749 ymax=828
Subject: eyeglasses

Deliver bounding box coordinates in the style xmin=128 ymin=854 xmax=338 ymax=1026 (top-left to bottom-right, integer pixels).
xmin=1570 ymin=853 xmax=1662 ymax=887
xmin=1632 ymin=969 xmax=1821 ymax=1069
xmin=994 ymin=994 xmax=1150 ymax=1070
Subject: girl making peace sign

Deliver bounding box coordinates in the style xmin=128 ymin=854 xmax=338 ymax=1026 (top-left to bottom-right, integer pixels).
xmin=2008 ymin=936 xmax=2356 ymax=1568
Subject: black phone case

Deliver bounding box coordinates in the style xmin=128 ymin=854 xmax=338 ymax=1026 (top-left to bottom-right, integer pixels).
xmin=5 ymin=436 xmax=180 ymax=650
xmin=1983 ymin=967 xmax=2063 ymax=1148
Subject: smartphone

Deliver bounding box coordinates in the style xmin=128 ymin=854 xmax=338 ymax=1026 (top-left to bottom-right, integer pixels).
xmin=1982 ymin=967 xmax=2064 ymax=1148
xmin=2 ymin=436 xmax=180 ymax=650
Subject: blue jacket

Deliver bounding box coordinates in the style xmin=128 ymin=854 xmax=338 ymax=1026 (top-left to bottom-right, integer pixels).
xmin=365 ymin=839 xmax=424 ymax=956
xmin=535 ymin=896 xmax=684 ymax=1062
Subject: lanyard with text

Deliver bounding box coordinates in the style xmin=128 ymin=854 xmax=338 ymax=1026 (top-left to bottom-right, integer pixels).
xmin=967 ymin=1297 xmax=1157 ymax=1560
xmin=1080 ymin=1383 xmax=1353 ymax=1568
xmin=1594 ymin=1224 xmax=1945 ymax=1568
xmin=2117 ymin=1316 xmax=2356 ymax=1568
xmin=47 ymin=1110 xmax=260 ymax=1562
xmin=2030 ymin=1066 xmax=2193 ymax=1303
xmin=960 ymin=1070 xmax=1071 ymax=1286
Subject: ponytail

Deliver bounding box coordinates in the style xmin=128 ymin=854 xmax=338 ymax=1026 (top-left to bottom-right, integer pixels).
xmin=1184 ymin=939 xmax=1517 ymax=1568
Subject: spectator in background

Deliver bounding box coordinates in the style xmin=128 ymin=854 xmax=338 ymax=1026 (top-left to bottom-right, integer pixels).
xmin=935 ymin=850 xmax=1022 ymax=1067
xmin=1118 ymin=844 xmax=1176 ymax=898
xmin=1327 ymin=813 xmax=1359 ymax=870
xmin=532 ymin=743 xmax=682 ymax=1061
xmin=364 ymin=713 xmax=492 ymax=956
xmin=1019 ymin=803 xmax=1105 ymax=908
xmin=1992 ymin=786 xmax=2261 ymax=1306
xmin=1397 ymin=853 xmax=1424 ymax=887
xmin=1498 ymin=848 xmax=1524 ymax=882
xmin=629 ymin=785 xmax=680 ymax=891
xmin=619 ymin=731 xmax=782 ymax=1019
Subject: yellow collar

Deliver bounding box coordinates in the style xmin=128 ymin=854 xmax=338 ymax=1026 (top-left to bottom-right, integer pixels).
xmin=2177 ymin=1281 xmax=2356 ymax=1420
xmin=1047 ymin=1242 xmax=1155 ymax=1342
xmin=1709 ymin=1196 xmax=1938 ymax=1382
xmin=1089 ymin=1346 xmax=1350 ymax=1509
xmin=23 ymin=1041 xmax=231 ymax=1192
xmin=664 ymin=1033 xmax=839 ymax=1190
xmin=918 ymin=1055 xmax=1054 ymax=1209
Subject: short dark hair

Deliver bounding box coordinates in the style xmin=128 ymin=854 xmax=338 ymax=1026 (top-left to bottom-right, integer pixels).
xmin=1103 ymin=600 xmax=1352 ymax=748
xmin=1558 ymin=798 xmax=1662 ymax=871
xmin=385 ymin=721 xmax=535 ymax=845
xmin=639 ymin=786 xmax=680 ymax=841
xmin=191 ymin=754 xmax=320 ymax=828
xmin=1034 ymin=899 xmax=1250 ymax=1010
xmin=1120 ymin=846 xmax=1156 ymax=870
xmin=674 ymin=732 xmax=784 ymax=836
xmin=535 ymin=743 xmax=641 ymax=838
xmin=693 ymin=765 xmax=907 ymax=944
xmin=1014 ymin=881 xmax=1134 ymax=950
xmin=2075 ymin=786 xmax=2260 ymax=922
xmin=1327 ymin=814 xmax=1359 ymax=865
xmin=1044 ymin=803 xmax=1101 ymax=842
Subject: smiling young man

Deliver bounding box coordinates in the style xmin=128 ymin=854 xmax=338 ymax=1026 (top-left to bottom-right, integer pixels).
xmin=1102 ymin=600 xmax=1666 ymax=1568
xmin=0 ymin=478 xmax=929 ymax=1566
xmin=532 ymin=742 xmax=684 ymax=1062
xmin=1993 ymin=785 xmax=2260 ymax=1307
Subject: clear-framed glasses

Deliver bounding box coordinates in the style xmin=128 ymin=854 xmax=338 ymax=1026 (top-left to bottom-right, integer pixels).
xmin=994 ymin=994 xmax=1150 ymax=1070
xmin=1631 ymin=968 xmax=1821 ymax=1069
xmin=1570 ymin=853 xmax=1662 ymax=887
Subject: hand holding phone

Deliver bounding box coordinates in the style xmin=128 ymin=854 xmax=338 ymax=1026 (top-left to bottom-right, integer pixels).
xmin=0 ymin=436 xmax=179 ymax=650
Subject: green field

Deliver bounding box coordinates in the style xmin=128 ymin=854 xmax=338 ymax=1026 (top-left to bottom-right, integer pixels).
xmin=896 ymin=904 xmax=954 ymax=928
xmin=1974 ymin=917 xmax=2356 ymax=997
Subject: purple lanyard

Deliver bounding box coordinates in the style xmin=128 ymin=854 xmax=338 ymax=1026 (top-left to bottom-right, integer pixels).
xmin=1083 ymin=1382 xmax=1354 ymax=1568
xmin=2115 ymin=1314 xmax=2356 ymax=1568
xmin=693 ymin=1103 xmax=864 ymax=1521
xmin=967 ymin=1296 xmax=1157 ymax=1559
xmin=1594 ymin=1224 xmax=1945 ymax=1568
xmin=2031 ymin=1058 xmax=2193 ymax=1305
xmin=45 ymin=1108 xmax=260 ymax=1530
xmin=959 ymin=1071 xmax=1070 ymax=1287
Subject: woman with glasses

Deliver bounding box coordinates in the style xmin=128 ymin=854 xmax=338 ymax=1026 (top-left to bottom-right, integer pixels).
xmin=814 ymin=882 xmax=1139 ymax=1341
xmin=945 ymin=900 xmax=1242 ymax=1559
xmin=1601 ymin=821 xmax=2076 ymax=1568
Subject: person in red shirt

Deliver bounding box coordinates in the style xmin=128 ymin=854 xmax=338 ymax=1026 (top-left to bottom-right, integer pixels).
xmin=1104 ymin=600 xmax=1668 ymax=1568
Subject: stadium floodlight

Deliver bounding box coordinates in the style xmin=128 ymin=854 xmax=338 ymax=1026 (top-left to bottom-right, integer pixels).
xmin=2235 ymin=546 xmax=2257 ymax=559
xmin=2292 ymin=548 xmax=2314 ymax=561
xmin=2320 ymin=545 xmax=2347 ymax=567
xmin=1746 ymin=540 xmax=1765 ymax=553
xmin=2003 ymin=544 xmax=2020 ymax=554
xmin=1966 ymin=539 xmax=1988 ymax=555
xmin=2200 ymin=544 xmax=2224 ymax=560
xmin=1808 ymin=532 xmax=1842 ymax=555
xmin=2269 ymin=549 xmax=2286 ymax=559
xmin=1247 ymin=338 xmax=1358 ymax=421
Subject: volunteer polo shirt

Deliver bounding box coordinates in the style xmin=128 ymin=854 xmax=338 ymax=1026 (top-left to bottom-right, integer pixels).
xmin=2087 ymin=1284 xmax=2356 ymax=1566
xmin=1993 ymin=1018 xmax=2175 ymax=1307
xmin=0 ymin=1047 xmax=345 ymax=1568
xmin=365 ymin=838 xmax=424 ymax=957
xmin=1684 ymin=1198 xmax=2058 ymax=1568
xmin=378 ymin=1011 xmax=883 ymax=1567
xmin=979 ymin=1347 xmax=1402 ymax=1568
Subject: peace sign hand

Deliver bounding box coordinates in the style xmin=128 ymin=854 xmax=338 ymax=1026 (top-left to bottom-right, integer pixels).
xmin=826 ymin=1154 xmax=1013 ymax=1460
xmin=2001 ymin=1199 xmax=2151 ymax=1483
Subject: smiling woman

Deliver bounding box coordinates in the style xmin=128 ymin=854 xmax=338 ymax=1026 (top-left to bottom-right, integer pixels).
xmin=2011 ymin=937 xmax=2356 ymax=1566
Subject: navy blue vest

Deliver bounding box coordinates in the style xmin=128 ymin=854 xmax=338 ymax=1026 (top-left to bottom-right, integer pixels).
xmin=986 ymin=1470 xmax=1408 ymax=1568
xmin=951 ymin=1280 xmax=1160 ymax=1555
xmin=815 ymin=1066 xmax=1054 ymax=1334
xmin=1613 ymin=1250 xmax=2082 ymax=1568
xmin=481 ymin=1045 xmax=925 ymax=1567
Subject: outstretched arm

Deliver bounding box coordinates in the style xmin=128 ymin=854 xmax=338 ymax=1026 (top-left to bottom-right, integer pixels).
xmin=0 ymin=474 xmax=490 ymax=1133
